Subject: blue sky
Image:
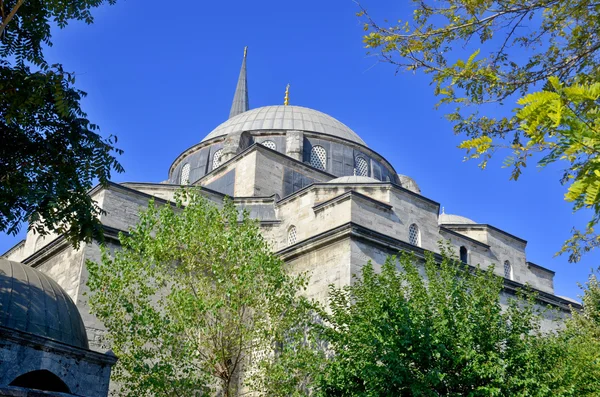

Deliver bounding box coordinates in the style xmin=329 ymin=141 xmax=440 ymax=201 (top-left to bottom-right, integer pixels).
xmin=1 ymin=0 xmax=597 ymax=300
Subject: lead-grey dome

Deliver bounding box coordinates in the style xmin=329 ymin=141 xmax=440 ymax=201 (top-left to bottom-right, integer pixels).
xmin=0 ymin=258 xmax=89 ymax=349
xmin=202 ymin=105 xmax=367 ymax=146
xmin=438 ymin=213 xmax=477 ymax=225
xmin=327 ymin=176 xmax=381 ymax=184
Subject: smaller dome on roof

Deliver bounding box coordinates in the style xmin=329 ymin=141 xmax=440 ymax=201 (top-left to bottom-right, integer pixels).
xmin=327 ymin=175 xmax=381 ymax=184
xmin=0 ymin=258 xmax=89 ymax=349
xmin=398 ymin=174 xmax=421 ymax=194
xmin=439 ymin=213 xmax=477 ymax=225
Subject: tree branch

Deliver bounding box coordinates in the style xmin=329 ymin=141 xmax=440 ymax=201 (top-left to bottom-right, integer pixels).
xmin=0 ymin=0 xmax=25 ymax=37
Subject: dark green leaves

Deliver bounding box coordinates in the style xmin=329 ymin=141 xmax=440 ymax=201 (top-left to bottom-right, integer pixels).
xmin=0 ymin=0 xmax=122 ymax=246
xmin=0 ymin=62 xmax=123 ymax=245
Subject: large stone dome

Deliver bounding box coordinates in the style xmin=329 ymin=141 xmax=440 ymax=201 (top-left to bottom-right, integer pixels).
xmin=201 ymin=105 xmax=367 ymax=146
xmin=0 ymin=258 xmax=89 ymax=349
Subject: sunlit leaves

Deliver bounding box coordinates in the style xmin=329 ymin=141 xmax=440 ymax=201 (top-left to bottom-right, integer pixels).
xmin=87 ymin=190 xmax=316 ymax=396
xmin=316 ymin=249 xmax=554 ymax=396
xmin=359 ymin=0 xmax=600 ymax=261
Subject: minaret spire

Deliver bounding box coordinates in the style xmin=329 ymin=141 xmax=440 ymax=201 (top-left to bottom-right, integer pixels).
xmin=229 ymin=46 xmax=249 ymax=119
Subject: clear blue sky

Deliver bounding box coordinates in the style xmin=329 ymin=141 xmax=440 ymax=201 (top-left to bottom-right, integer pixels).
xmin=1 ymin=0 xmax=597 ymax=300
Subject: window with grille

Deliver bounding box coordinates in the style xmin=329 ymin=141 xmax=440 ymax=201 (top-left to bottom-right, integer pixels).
xmin=504 ymin=260 xmax=512 ymax=280
xmin=180 ymin=163 xmax=190 ymax=185
xmin=355 ymin=156 xmax=369 ymax=177
xmin=212 ymin=149 xmax=223 ymax=169
xmin=287 ymin=226 xmax=297 ymax=246
xmin=408 ymin=224 xmax=420 ymax=247
xmin=309 ymin=145 xmax=327 ymax=171
xmin=262 ymin=140 xmax=276 ymax=151
xmin=460 ymin=246 xmax=468 ymax=263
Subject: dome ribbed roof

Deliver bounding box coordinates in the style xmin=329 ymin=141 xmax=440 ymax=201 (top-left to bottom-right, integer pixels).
xmin=0 ymin=258 xmax=89 ymax=349
xmin=327 ymin=176 xmax=381 ymax=184
xmin=202 ymin=105 xmax=366 ymax=146
xmin=439 ymin=213 xmax=477 ymax=225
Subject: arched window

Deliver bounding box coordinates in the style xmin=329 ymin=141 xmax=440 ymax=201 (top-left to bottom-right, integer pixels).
xmin=212 ymin=149 xmax=223 ymax=169
xmin=180 ymin=163 xmax=190 ymax=185
xmin=309 ymin=145 xmax=327 ymax=171
xmin=355 ymin=156 xmax=369 ymax=177
xmin=460 ymin=246 xmax=468 ymax=263
xmin=10 ymin=370 xmax=71 ymax=394
xmin=408 ymin=223 xmax=420 ymax=247
xmin=504 ymin=260 xmax=512 ymax=280
xmin=261 ymin=140 xmax=276 ymax=151
xmin=287 ymin=226 xmax=297 ymax=246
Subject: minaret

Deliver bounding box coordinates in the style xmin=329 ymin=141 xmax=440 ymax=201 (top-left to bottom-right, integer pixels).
xmin=229 ymin=47 xmax=249 ymax=119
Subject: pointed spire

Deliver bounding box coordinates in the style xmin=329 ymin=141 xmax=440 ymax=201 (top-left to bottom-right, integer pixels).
xmin=284 ymin=83 xmax=290 ymax=106
xmin=229 ymin=47 xmax=249 ymax=119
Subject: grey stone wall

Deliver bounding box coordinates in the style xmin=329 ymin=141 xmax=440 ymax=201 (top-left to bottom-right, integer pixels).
xmin=0 ymin=327 xmax=115 ymax=397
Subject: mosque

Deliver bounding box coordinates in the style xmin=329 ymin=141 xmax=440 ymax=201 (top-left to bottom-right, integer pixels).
xmin=0 ymin=48 xmax=576 ymax=395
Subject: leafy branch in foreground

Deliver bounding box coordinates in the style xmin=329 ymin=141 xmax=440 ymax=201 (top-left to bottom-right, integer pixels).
xmin=0 ymin=0 xmax=122 ymax=246
xmin=358 ymin=0 xmax=600 ymax=261
xmin=316 ymin=250 xmax=554 ymax=395
xmin=87 ymin=190 xmax=318 ymax=397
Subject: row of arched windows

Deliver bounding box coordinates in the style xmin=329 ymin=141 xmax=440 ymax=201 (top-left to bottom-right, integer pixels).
xmin=179 ymin=149 xmax=226 ymax=185
xmin=286 ymin=222 xmax=514 ymax=282
xmin=180 ymin=143 xmax=375 ymax=184
xmin=458 ymin=245 xmax=513 ymax=280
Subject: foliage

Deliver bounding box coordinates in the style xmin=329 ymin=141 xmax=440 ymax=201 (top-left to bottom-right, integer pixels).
xmin=0 ymin=0 xmax=122 ymax=246
xmin=359 ymin=0 xmax=600 ymax=261
xmin=315 ymin=250 xmax=558 ymax=396
xmin=539 ymin=271 xmax=600 ymax=395
xmin=87 ymin=190 xmax=316 ymax=397
xmin=0 ymin=62 xmax=123 ymax=244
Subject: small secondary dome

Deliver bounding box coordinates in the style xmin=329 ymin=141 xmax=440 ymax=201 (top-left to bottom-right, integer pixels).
xmin=439 ymin=213 xmax=477 ymax=225
xmin=398 ymin=174 xmax=421 ymax=194
xmin=0 ymin=258 xmax=89 ymax=349
xmin=327 ymin=175 xmax=381 ymax=184
xmin=202 ymin=105 xmax=367 ymax=146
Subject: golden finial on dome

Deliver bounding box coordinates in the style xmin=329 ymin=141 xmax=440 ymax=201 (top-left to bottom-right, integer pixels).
xmin=284 ymin=83 xmax=290 ymax=106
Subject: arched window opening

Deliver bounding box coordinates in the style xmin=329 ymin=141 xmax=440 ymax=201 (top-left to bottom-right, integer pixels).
xmin=180 ymin=163 xmax=190 ymax=185
xmin=287 ymin=226 xmax=297 ymax=246
xmin=10 ymin=370 xmax=71 ymax=394
xmin=309 ymin=145 xmax=327 ymax=171
xmin=504 ymin=260 xmax=513 ymax=280
xmin=460 ymin=246 xmax=468 ymax=263
xmin=408 ymin=224 xmax=421 ymax=247
xmin=261 ymin=140 xmax=276 ymax=151
xmin=212 ymin=149 xmax=224 ymax=169
xmin=355 ymin=156 xmax=369 ymax=177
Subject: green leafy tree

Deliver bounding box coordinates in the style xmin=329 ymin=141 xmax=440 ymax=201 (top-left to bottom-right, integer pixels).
xmin=0 ymin=0 xmax=122 ymax=245
xmin=358 ymin=0 xmax=600 ymax=261
xmin=540 ymin=271 xmax=600 ymax=395
xmin=315 ymin=250 xmax=559 ymax=396
xmin=87 ymin=190 xmax=316 ymax=397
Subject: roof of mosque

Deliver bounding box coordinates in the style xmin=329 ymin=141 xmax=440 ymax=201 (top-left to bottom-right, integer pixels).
xmin=327 ymin=175 xmax=381 ymax=184
xmin=201 ymin=105 xmax=367 ymax=146
xmin=0 ymin=258 xmax=89 ymax=349
xmin=438 ymin=213 xmax=477 ymax=225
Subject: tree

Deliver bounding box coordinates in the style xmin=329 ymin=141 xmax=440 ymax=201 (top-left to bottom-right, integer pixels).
xmin=315 ymin=250 xmax=563 ymax=396
xmin=86 ymin=190 xmax=315 ymax=397
xmin=358 ymin=0 xmax=600 ymax=261
xmin=0 ymin=0 xmax=122 ymax=246
xmin=539 ymin=271 xmax=600 ymax=395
